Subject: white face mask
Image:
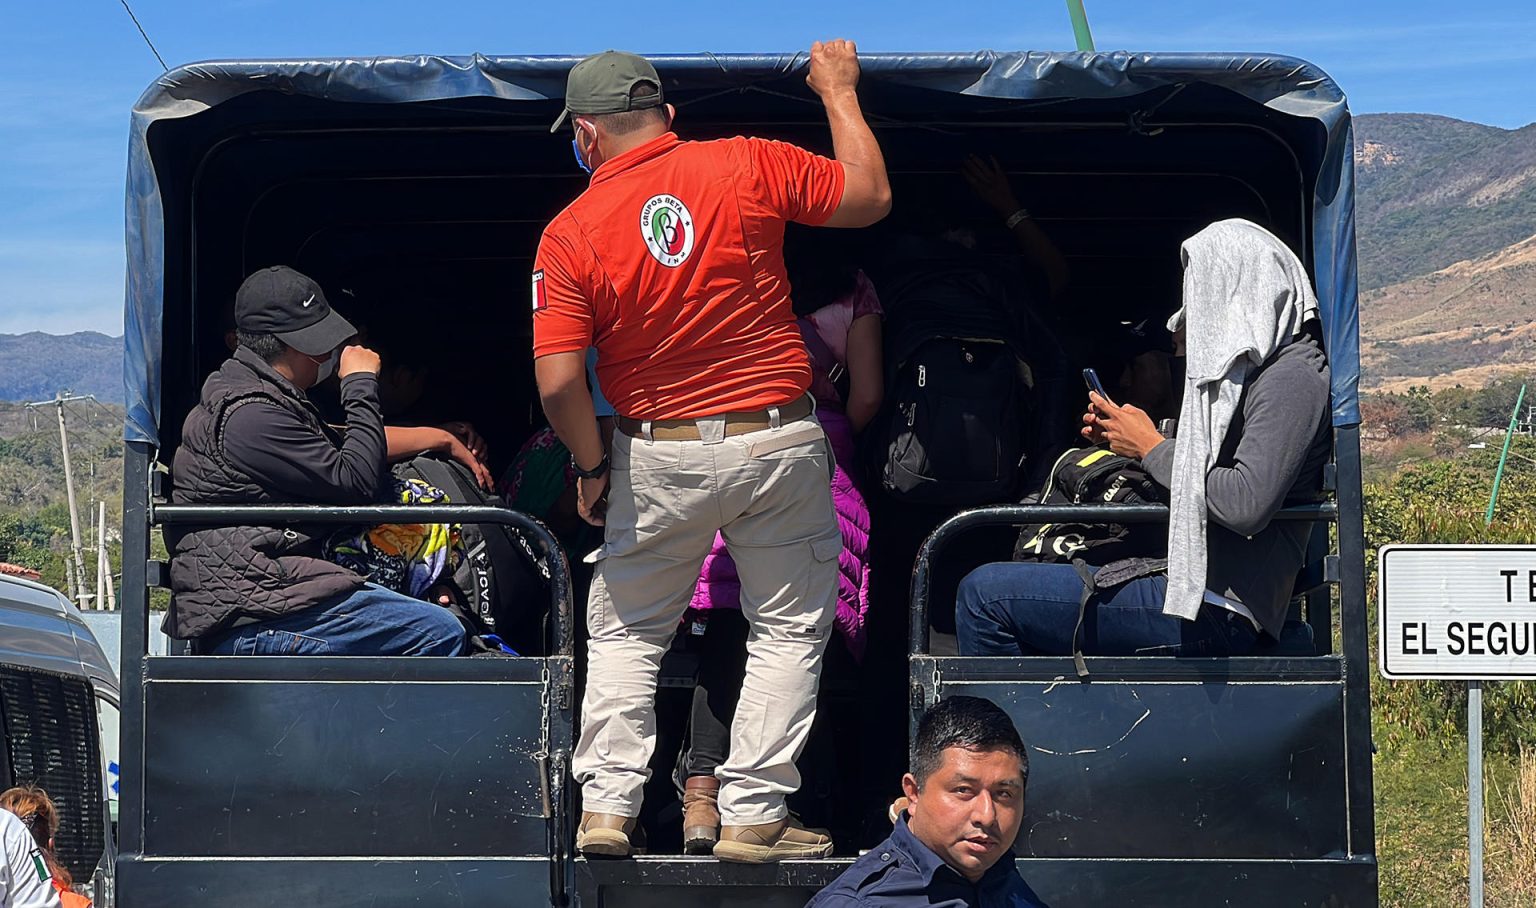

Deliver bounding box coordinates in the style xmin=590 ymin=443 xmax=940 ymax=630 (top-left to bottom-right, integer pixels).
xmin=311 ymin=348 xmax=340 ymax=382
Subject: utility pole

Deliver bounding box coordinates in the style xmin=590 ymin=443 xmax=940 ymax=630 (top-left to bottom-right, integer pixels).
xmin=97 ymin=500 xmax=115 ymax=608
xmin=87 ymin=464 xmax=96 ymax=609
xmin=102 ymin=516 xmax=115 ymax=608
xmin=25 ymin=392 xmax=95 ymax=608
xmin=96 ymin=501 xmax=106 ymax=611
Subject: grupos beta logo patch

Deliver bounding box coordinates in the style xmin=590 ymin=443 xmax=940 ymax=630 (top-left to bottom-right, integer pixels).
xmin=640 ymin=194 xmax=695 ymax=268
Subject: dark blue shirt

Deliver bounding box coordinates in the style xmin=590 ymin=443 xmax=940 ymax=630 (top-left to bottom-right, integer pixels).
xmin=806 ymin=816 xmax=1049 ymax=908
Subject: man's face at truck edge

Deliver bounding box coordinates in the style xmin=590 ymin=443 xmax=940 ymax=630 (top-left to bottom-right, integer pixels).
xmin=903 ymin=745 xmax=1026 ymax=882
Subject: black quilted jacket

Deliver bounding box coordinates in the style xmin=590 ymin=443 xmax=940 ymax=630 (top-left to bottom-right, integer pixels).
xmin=163 ymin=349 xmax=364 ymax=640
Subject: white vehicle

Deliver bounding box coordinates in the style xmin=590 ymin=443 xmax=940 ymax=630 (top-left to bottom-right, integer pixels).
xmin=0 ymin=573 xmax=119 ymax=907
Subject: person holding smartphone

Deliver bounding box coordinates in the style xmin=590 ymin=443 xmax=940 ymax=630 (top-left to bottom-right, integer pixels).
xmin=954 ymin=221 xmax=1333 ymax=658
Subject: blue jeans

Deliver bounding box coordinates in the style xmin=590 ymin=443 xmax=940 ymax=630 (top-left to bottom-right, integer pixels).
xmin=955 ymin=562 xmax=1260 ymax=657
xmin=208 ymin=583 xmax=469 ymax=656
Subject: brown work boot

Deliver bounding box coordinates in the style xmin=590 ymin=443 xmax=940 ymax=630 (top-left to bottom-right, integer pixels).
xmin=682 ymin=776 xmax=721 ymax=855
xmin=577 ymin=811 xmax=641 ymax=858
xmin=714 ymin=816 xmax=833 ymax=863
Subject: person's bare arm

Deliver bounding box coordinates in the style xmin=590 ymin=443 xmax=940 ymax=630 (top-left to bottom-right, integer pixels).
xmin=385 ymin=425 xmax=449 ymax=461
xmin=807 ymin=39 xmax=891 ymax=228
xmin=436 ymin=420 xmax=489 ymax=463
xmin=383 ymin=425 xmax=493 ymax=490
xmin=535 ymin=350 xmax=608 ymax=525
xmin=962 ymin=154 xmax=1069 ymax=298
xmin=844 ymin=313 xmax=884 ymax=432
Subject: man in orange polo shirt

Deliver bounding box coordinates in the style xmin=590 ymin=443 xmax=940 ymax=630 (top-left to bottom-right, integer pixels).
xmin=532 ymin=42 xmax=890 ymax=862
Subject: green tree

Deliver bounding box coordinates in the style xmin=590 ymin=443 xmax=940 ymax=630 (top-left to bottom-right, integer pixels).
xmin=1403 ymin=385 xmax=1436 ymax=432
xmin=0 ymin=513 xmax=59 ymax=574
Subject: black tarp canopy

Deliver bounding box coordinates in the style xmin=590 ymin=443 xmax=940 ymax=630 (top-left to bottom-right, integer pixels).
xmin=123 ymin=50 xmax=1360 ymax=444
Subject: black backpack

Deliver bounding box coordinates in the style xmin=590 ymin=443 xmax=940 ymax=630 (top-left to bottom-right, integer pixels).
xmin=393 ymin=455 xmax=550 ymax=655
xmin=869 ymin=266 xmax=1034 ymax=506
xmin=1013 ymin=445 xmax=1168 ymax=565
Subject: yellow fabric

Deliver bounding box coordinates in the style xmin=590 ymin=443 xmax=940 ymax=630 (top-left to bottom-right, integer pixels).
xmin=1075 ymin=449 xmax=1115 ymax=468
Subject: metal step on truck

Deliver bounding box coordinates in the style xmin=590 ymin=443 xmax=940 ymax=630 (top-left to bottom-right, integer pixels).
xmin=115 ymin=49 xmax=1376 ymax=907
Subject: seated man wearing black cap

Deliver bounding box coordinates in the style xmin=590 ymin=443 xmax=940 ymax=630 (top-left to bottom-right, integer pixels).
xmin=163 ymin=265 xmax=469 ymax=656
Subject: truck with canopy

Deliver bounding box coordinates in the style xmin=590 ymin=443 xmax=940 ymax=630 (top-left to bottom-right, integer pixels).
xmin=117 ymin=49 xmax=1375 ymax=907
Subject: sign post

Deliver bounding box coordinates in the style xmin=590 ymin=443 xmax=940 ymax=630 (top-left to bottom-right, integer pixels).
xmin=1468 ymin=677 xmax=1483 ymax=908
xmin=1379 ymin=545 xmax=1536 ymax=906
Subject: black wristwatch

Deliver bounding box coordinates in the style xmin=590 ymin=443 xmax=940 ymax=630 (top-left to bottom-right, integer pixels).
xmin=571 ymin=453 xmax=610 ymax=480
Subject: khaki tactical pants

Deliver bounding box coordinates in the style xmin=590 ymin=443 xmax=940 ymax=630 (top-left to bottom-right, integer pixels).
xmin=572 ymin=405 xmax=841 ymax=826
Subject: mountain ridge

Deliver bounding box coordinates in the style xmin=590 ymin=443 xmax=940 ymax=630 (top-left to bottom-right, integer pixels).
xmin=0 ymin=332 xmax=125 ymax=404
xmin=1360 ymin=232 xmax=1536 ymax=392
xmin=1355 ymin=113 xmax=1536 ymax=291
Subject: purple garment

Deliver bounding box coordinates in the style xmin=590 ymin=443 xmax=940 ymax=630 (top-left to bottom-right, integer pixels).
xmin=687 ymin=409 xmax=871 ymax=661
xmin=686 ymin=281 xmax=880 ymax=662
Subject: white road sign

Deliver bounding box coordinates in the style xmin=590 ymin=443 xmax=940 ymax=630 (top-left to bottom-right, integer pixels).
xmin=1379 ymin=545 xmax=1536 ymax=680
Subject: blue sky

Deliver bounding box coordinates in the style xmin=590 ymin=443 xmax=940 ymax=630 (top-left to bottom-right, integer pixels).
xmin=2 ymin=0 xmax=1532 ymax=336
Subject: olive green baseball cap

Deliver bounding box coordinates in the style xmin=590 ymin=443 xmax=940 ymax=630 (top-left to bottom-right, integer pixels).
xmin=550 ymin=51 xmax=664 ymax=133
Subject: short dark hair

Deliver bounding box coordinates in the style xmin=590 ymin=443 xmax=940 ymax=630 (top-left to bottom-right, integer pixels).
xmin=911 ymin=696 xmax=1029 ymax=788
xmin=587 ymin=82 xmax=666 ymax=136
xmin=236 ymin=329 xmax=287 ymax=363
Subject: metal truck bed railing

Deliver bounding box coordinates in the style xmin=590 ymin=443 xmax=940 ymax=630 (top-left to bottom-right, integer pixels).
xmin=151 ymin=503 xmax=574 ymax=655
xmin=907 ymin=501 xmax=1338 ymax=655
xmin=897 ymin=488 xmax=1375 ymax=906
xmin=125 ymin=470 xmax=1373 ymax=906
xmin=121 ymin=499 xmax=578 ymax=907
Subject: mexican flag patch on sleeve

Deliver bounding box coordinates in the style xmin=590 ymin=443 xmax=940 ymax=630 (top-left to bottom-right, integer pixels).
xmin=30 ymin=848 xmax=51 ymax=883
xmin=531 ymin=270 xmax=547 ymax=312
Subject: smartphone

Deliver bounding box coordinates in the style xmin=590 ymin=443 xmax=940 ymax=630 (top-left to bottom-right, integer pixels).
xmin=1082 ymin=368 xmax=1113 ymax=404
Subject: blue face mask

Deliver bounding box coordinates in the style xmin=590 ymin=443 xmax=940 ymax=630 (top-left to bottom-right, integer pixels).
xmin=571 ymin=137 xmax=592 ymax=175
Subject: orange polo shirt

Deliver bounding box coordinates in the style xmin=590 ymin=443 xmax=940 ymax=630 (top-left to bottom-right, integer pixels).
xmin=531 ymin=132 xmax=846 ymax=419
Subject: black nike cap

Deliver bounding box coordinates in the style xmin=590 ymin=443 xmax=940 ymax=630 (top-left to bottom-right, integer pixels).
xmin=234 ymin=266 xmax=356 ymax=356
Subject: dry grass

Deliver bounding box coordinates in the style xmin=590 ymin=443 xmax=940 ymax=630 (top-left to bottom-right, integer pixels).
xmin=1376 ymin=735 xmax=1536 ymax=907
xmin=1488 ymin=747 xmax=1536 ymax=907
xmin=1371 ymin=361 xmax=1536 ymax=396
